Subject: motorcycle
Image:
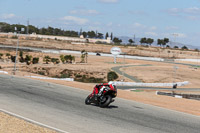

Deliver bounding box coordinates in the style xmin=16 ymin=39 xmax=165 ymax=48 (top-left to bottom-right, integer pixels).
xmin=85 ymin=85 xmax=117 ymax=107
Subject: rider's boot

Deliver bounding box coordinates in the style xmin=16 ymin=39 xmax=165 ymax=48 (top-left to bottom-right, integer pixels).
xmin=94 ymin=94 xmax=98 ymax=101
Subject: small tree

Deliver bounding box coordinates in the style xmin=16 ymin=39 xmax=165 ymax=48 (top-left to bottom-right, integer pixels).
xmin=51 ymin=58 xmax=60 ymax=64
xmin=85 ymin=52 xmax=88 ymax=63
xmin=0 ymin=53 xmax=3 ymax=59
xmin=19 ymin=51 xmax=23 ymax=57
xmin=81 ymin=50 xmax=88 ymax=63
xmin=25 ymin=55 xmax=32 ymax=65
xmin=19 ymin=51 xmax=25 ymax=63
xmin=140 ymin=37 xmax=147 ymax=45
xmin=105 ymin=32 xmax=109 ymax=39
xmin=60 ymin=55 xmax=65 ymax=63
xmin=107 ymin=71 xmax=118 ymax=82
xmin=146 ymin=38 xmax=154 ymax=46
xmin=181 ymin=45 xmax=188 ymax=50
xmin=82 ymin=32 xmax=87 ymax=38
xmin=113 ymin=37 xmax=122 ymax=44
xmin=164 ymin=38 xmax=169 ymax=44
xmin=11 ymin=55 xmax=16 ymax=63
xmin=174 ymin=46 xmax=179 ymax=49
xmin=157 ymin=39 xmax=162 ymax=47
xmin=110 ymin=32 xmax=113 ymax=40
xmin=128 ymin=39 xmax=134 ymax=44
xmin=32 ymin=57 xmax=39 ymax=64
xmin=81 ymin=50 xmax=86 ymax=63
xmin=71 ymin=56 xmax=75 ymax=63
xmin=64 ymin=55 xmax=72 ymax=63
xmin=43 ymin=56 xmax=51 ymax=64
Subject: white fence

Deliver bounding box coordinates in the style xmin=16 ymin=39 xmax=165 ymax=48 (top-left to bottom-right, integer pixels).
xmin=0 ymin=71 xmax=8 ymax=74
xmin=112 ymin=81 xmax=189 ymax=87
xmin=25 ymin=76 xmax=74 ymax=81
xmin=175 ymin=59 xmax=200 ymax=63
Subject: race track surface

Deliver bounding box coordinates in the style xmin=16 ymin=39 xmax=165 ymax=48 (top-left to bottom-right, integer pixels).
xmin=0 ymin=74 xmax=200 ymax=133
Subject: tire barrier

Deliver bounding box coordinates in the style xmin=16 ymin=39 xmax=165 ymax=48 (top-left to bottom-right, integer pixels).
xmin=156 ymin=91 xmax=200 ymax=101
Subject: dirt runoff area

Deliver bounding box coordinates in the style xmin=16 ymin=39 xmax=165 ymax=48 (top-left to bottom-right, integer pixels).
xmin=0 ymin=111 xmax=57 ymax=133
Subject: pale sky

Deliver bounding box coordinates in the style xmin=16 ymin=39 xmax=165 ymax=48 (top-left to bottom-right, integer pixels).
xmin=0 ymin=0 xmax=200 ymax=47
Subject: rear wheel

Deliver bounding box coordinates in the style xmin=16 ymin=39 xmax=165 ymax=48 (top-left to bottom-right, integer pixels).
xmin=85 ymin=96 xmax=92 ymax=105
xmin=99 ymin=95 xmax=112 ymax=108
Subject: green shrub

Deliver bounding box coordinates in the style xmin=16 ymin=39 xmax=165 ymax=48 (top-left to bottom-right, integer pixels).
xmin=11 ymin=55 xmax=16 ymax=63
xmin=174 ymin=46 xmax=179 ymax=49
xmin=19 ymin=57 xmax=25 ymax=63
xmin=88 ymin=77 xmax=104 ymax=83
xmin=60 ymin=73 xmax=70 ymax=78
xmin=0 ymin=53 xmax=3 ymax=59
xmin=75 ymin=74 xmax=82 ymax=78
xmin=181 ymin=45 xmax=188 ymax=50
xmin=51 ymin=58 xmax=60 ymax=64
xmin=64 ymin=55 xmax=75 ymax=63
xmin=75 ymin=74 xmax=104 ymax=83
xmin=60 ymin=55 xmax=65 ymax=63
xmin=19 ymin=51 xmax=25 ymax=63
xmin=43 ymin=56 xmax=51 ymax=64
xmin=38 ymin=71 xmax=45 ymax=75
xmin=11 ymin=36 xmax=18 ymax=39
xmin=6 ymin=53 xmax=10 ymax=57
xmin=107 ymin=71 xmax=118 ymax=82
xmin=25 ymin=55 xmax=32 ymax=65
xmin=32 ymin=57 xmax=39 ymax=64
xmin=19 ymin=51 xmax=23 ymax=57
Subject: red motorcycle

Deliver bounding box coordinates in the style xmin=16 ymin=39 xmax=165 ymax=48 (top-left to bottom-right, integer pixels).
xmin=85 ymin=83 xmax=117 ymax=107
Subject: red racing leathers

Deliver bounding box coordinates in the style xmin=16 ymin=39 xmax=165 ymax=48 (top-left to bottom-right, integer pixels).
xmin=93 ymin=83 xmax=114 ymax=97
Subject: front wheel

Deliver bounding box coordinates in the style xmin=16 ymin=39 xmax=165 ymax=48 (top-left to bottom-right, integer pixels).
xmin=85 ymin=96 xmax=92 ymax=105
xmin=99 ymin=95 xmax=112 ymax=108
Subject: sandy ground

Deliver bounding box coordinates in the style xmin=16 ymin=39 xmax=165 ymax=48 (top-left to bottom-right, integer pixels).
xmin=1 ymin=37 xmax=200 ymax=59
xmin=0 ymin=37 xmax=200 ymax=132
xmin=0 ymin=111 xmax=57 ymax=133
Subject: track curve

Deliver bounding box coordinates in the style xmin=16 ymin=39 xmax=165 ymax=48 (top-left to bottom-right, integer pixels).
xmin=0 ymin=74 xmax=200 ymax=133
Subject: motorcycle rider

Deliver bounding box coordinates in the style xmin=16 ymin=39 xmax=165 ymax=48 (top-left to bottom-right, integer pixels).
xmin=93 ymin=82 xmax=115 ymax=100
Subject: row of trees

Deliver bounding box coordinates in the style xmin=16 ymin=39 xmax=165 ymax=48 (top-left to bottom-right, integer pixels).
xmin=0 ymin=22 xmax=191 ymax=50
xmin=157 ymin=38 xmax=169 ymax=47
xmin=0 ymin=22 xmax=113 ymax=39
xmin=0 ymin=51 xmax=77 ymax=65
xmin=140 ymin=37 xmax=154 ymax=46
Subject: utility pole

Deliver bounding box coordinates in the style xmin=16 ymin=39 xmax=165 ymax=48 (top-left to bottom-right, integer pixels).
xmin=121 ymin=52 xmax=126 ymax=81
xmin=173 ymin=66 xmax=178 ymax=89
xmin=172 ymin=33 xmax=178 ymax=43
xmin=27 ymin=19 xmax=29 ymax=35
xmin=26 ymin=19 xmax=29 ymax=40
xmin=13 ymin=27 xmax=24 ymax=75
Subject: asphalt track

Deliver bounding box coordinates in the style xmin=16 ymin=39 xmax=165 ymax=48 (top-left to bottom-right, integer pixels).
xmin=0 ymin=74 xmax=200 ymax=133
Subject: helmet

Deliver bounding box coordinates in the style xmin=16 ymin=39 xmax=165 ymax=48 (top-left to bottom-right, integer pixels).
xmin=108 ymin=82 xmax=116 ymax=90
